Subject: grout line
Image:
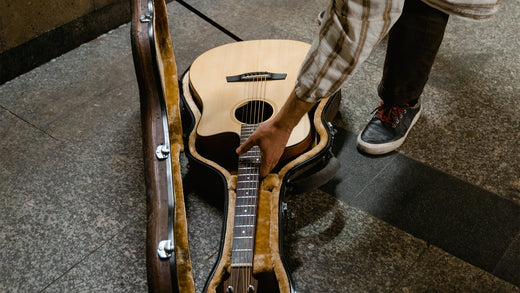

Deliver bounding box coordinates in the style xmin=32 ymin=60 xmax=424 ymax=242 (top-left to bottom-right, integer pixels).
xmin=346 ymin=154 xmax=398 ymax=205
xmin=389 ymin=244 xmax=430 ymax=292
xmin=37 ymin=224 xmax=132 ymax=292
xmin=491 ymin=232 xmax=520 ymax=282
xmin=0 ymin=104 xmax=59 ymax=141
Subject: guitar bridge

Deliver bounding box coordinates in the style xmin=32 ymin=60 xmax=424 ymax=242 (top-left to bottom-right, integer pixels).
xmin=226 ymin=71 xmax=287 ymax=82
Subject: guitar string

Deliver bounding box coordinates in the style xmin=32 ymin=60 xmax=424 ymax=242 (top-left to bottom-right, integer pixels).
xmin=235 ymin=70 xmax=250 ymax=289
xmin=234 ymin=53 xmax=270 ymax=291
xmin=247 ymin=71 xmax=266 ymax=292
xmin=244 ymin=71 xmax=257 ymax=291
xmin=246 ymin=73 xmax=259 ymax=291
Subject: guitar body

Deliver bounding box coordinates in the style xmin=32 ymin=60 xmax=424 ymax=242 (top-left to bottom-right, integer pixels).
xmin=189 ymin=40 xmax=313 ymax=171
xmin=181 ymin=39 xmax=341 ymax=293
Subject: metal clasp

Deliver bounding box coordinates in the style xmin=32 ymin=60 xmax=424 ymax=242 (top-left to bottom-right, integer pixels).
xmin=140 ymin=13 xmax=152 ymax=23
xmin=157 ymin=240 xmax=174 ymax=259
xmin=155 ymin=144 xmax=170 ymax=160
xmin=327 ymin=122 xmax=337 ymax=136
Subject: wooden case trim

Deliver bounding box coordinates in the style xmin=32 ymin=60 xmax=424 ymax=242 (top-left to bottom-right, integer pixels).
xmin=131 ymin=0 xmax=194 ymax=292
xmin=131 ymin=0 xmax=174 ymax=291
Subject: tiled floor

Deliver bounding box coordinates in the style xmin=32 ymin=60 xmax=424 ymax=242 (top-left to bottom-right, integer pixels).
xmin=1 ymin=0 xmax=518 ymax=292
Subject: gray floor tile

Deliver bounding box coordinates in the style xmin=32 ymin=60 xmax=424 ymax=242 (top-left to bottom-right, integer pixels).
xmin=0 ymin=36 xmax=145 ymax=292
xmin=493 ymin=232 xmax=520 ymax=286
xmin=184 ymin=189 xmax=225 ymax=292
xmin=41 ymin=219 xmax=148 ymax=293
xmin=396 ymin=245 xmax=520 ymax=293
xmin=320 ymin=127 xmax=398 ymax=203
xmin=0 ymin=25 xmax=134 ymax=133
xmin=0 ymin=139 xmax=145 ymax=292
xmin=350 ymin=154 xmax=519 ymax=278
xmin=401 ymin=90 xmax=520 ymax=204
xmin=283 ymin=190 xmax=427 ymax=293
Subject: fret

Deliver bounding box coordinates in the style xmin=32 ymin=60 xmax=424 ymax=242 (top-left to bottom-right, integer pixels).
xmin=232 ymin=248 xmax=254 ymax=252
xmin=235 ymin=224 xmax=255 ymax=228
xmin=235 ymin=205 xmax=256 ymax=212
xmin=235 ymin=204 xmax=256 ymax=208
xmin=236 ymin=176 xmax=259 ymax=181
xmin=237 ymin=166 xmax=260 ymax=172
xmin=237 ymin=173 xmax=258 ymax=177
xmin=233 ymin=226 xmax=254 ymax=235
xmin=231 ymin=263 xmax=253 ymax=267
xmin=235 ymin=196 xmax=256 ymax=199
xmin=233 ymin=230 xmax=254 ymax=238
xmin=235 ymin=215 xmax=256 ymax=221
xmin=234 ymin=236 xmax=253 ymax=239
xmin=239 ymin=152 xmax=260 ymax=158
xmin=236 ymin=187 xmax=257 ymax=191
xmin=236 ymin=186 xmax=258 ymax=189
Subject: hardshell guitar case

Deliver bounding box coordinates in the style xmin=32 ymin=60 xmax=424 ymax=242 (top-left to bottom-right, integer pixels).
xmin=130 ymin=0 xmax=341 ymax=292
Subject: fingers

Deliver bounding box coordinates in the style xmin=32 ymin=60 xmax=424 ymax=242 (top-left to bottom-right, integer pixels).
xmin=235 ymin=122 xmax=288 ymax=177
xmin=236 ymin=136 xmax=255 ymax=155
xmin=260 ymin=154 xmax=278 ymax=178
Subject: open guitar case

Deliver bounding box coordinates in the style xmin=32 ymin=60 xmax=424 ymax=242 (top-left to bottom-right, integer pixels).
xmin=131 ymin=0 xmax=341 ymax=292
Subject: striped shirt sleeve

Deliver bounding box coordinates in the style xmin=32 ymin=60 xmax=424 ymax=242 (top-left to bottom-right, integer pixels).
xmin=294 ymin=0 xmax=405 ymax=103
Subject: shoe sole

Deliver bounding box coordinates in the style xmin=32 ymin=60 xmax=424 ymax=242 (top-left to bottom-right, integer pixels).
xmin=356 ymin=107 xmax=421 ymax=155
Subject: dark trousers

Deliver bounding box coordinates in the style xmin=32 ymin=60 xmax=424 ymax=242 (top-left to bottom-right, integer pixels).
xmin=378 ymin=0 xmax=449 ymax=105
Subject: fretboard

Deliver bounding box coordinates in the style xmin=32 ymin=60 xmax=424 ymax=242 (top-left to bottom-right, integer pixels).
xmin=231 ymin=124 xmax=261 ymax=267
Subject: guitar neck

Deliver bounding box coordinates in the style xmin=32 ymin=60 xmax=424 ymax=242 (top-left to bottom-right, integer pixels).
xmin=231 ymin=124 xmax=261 ymax=267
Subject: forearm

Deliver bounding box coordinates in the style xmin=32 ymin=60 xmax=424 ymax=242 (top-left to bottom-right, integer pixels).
xmin=270 ymin=89 xmax=316 ymax=132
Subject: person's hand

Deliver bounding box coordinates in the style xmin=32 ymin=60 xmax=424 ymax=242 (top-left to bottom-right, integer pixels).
xmin=236 ymin=118 xmax=292 ymax=177
xmin=236 ymin=90 xmax=316 ymax=177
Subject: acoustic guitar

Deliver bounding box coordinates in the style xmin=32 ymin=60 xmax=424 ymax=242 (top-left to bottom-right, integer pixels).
xmin=188 ymin=39 xmax=312 ymax=293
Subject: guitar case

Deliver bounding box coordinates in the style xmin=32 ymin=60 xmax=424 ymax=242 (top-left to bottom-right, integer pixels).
xmin=130 ymin=0 xmax=341 ymax=292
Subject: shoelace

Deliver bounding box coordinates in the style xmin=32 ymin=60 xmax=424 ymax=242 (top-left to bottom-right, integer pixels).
xmin=372 ymin=101 xmax=409 ymax=128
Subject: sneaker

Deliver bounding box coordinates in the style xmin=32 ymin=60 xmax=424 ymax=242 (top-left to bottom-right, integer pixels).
xmin=357 ymin=101 xmax=421 ymax=155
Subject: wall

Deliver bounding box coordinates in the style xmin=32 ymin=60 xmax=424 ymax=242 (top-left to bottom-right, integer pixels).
xmin=0 ymin=0 xmax=132 ymax=83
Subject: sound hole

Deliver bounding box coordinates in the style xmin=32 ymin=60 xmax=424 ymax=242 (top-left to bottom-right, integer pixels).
xmin=235 ymin=100 xmax=274 ymax=124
